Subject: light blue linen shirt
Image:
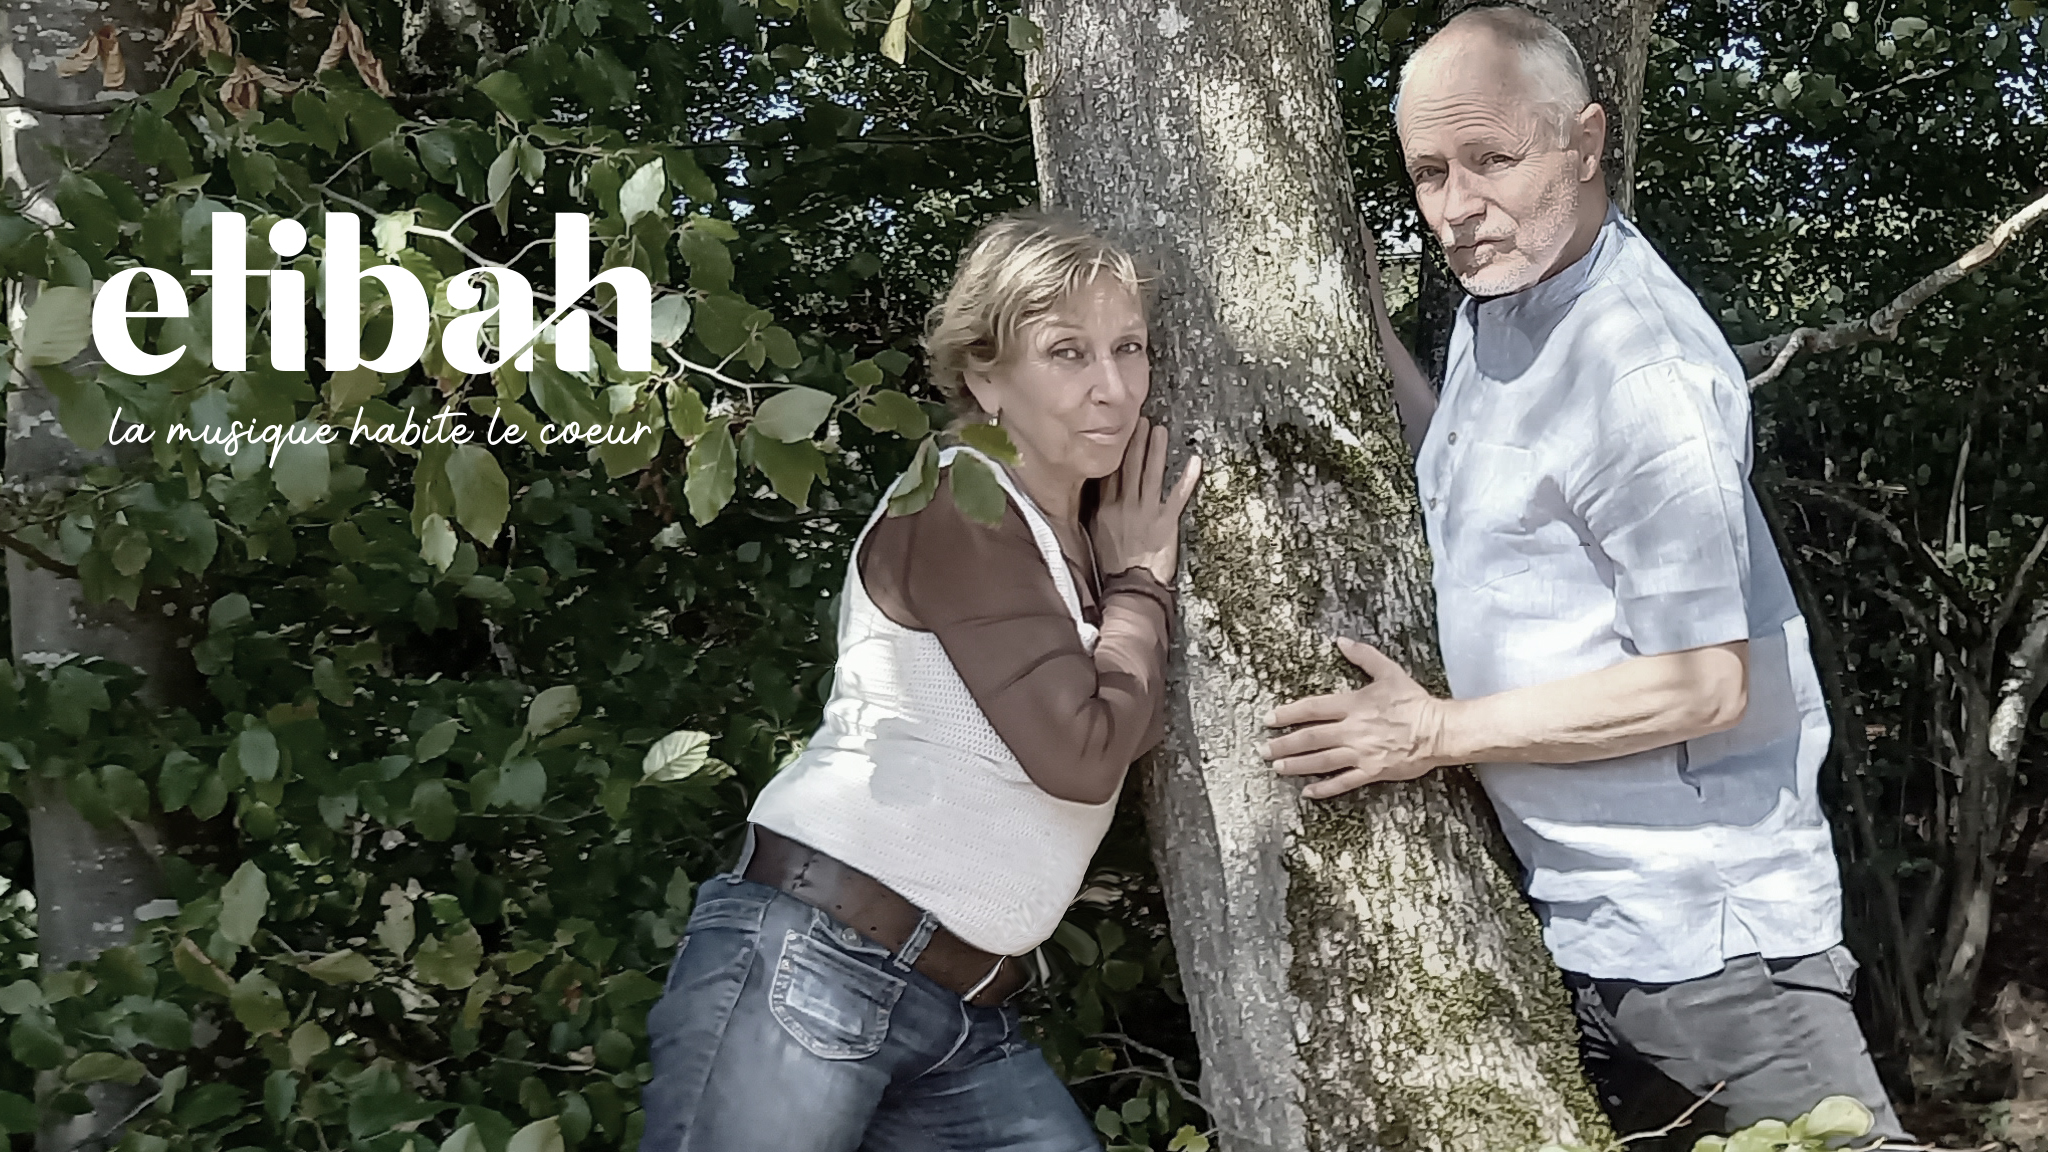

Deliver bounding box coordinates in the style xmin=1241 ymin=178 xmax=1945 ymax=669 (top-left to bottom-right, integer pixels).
xmin=1415 ymin=205 xmax=1844 ymax=983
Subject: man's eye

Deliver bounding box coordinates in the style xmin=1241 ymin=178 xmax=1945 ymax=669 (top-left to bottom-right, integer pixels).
xmin=1410 ymin=168 xmax=1443 ymax=183
xmin=1481 ymin=153 xmax=1516 ymax=167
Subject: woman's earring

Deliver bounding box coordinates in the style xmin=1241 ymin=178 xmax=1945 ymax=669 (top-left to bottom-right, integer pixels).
xmin=990 ymin=409 xmax=1003 ymax=429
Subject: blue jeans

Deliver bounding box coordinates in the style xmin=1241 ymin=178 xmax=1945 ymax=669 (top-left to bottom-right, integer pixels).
xmin=637 ymin=872 xmax=1100 ymax=1152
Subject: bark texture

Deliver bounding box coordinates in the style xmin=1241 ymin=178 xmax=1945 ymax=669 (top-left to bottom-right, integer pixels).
xmin=1024 ymin=3 xmax=1609 ymax=1150
xmin=4 ymin=1 xmax=186 ymax=1148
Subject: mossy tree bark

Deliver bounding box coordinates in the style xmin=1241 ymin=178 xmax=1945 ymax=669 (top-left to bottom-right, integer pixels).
xmin=1024 ymin=3 xmax=1612 ymax=1150
xmin=4 ymin=2 xmax=197 ymax=1149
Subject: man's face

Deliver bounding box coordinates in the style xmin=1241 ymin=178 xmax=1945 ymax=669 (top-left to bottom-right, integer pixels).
xmin=1398 ymin=37 xmax=1595 ymax=297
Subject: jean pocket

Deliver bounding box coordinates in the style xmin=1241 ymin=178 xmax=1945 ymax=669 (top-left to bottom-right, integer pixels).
xmin=768 ymin=929 xmax=904 ymax=1060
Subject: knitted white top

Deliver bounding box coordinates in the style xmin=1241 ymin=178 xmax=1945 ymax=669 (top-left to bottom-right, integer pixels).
xmin=746 ymin=445 xmax=1119 ymax=955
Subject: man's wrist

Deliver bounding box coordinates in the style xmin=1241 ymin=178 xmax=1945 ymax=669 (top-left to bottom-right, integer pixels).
xmin=1417 ymin=694 xmax=1468 ymax=767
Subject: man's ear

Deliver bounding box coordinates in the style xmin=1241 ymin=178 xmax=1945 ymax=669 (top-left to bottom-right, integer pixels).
xmin=1575 ymin=100 xmax=1608 ymax=183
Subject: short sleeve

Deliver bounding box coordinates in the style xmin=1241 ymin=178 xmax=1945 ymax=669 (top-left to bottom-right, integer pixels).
xmin=1566 ymin=359 xmax=1754 ymax=656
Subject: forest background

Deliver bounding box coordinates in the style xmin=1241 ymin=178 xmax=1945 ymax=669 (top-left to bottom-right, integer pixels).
xmin=0 ymin=0 xmax=2044 ymax=1148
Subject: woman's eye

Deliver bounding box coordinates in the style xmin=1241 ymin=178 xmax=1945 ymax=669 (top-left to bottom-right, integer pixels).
xmin=1052 ymin=347 xmax=1083 ymax=360
xmin=1116 ymin=341 xmax=1146 ymax=356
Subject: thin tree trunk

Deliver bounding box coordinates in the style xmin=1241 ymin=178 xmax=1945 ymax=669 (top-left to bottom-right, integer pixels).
xmin=1025 ymin=4 xmax=1609 ymax=1149
xmin=3 ymin=2 xmax=186 ymax=1148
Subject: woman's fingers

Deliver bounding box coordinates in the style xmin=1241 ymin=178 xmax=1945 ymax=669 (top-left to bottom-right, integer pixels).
xmin=1167 ymin=454 xmax=1202 ymax=516
xmin=1140 ymin=423 xmax=1167 ymax=505
xmin=1118 ymin=416 xmax=1150 ymax=496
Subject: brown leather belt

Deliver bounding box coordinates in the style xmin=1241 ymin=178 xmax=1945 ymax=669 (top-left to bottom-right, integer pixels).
xmin=743 ymin=826 xmax=1030 ymax=1008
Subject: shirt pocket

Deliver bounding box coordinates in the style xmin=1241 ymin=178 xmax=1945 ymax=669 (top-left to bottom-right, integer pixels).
xmin=1445 ymin=441 xmax=1539 ymax=590
xmin=768 ymin=928 xmax=905 ymax=1060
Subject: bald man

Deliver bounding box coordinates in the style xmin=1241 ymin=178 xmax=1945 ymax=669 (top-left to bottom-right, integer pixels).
xmin=1259 ymin=5 xmax=1908 ymax=1145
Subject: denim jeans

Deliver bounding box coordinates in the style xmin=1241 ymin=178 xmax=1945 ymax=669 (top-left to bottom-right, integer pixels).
xmin=636 ymin=871 xmax=1100 ymax=1152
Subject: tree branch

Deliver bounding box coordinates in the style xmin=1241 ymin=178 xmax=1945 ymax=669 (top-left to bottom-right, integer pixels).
xmin=1779 ymin=479 xmax=1981 ymax=627
xmin=0 ymin=71 xmax=131 ymax=116
xmin=1742 ymin=187 xmax=2048 ymax=388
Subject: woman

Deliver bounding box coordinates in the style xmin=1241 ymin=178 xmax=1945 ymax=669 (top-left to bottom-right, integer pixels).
xmin=637 ymin=209 xmax=1201 ymax=1152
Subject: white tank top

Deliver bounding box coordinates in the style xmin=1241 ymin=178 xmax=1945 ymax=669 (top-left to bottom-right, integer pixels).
xmin=746 ymin=445 xmax=1120 ymax=955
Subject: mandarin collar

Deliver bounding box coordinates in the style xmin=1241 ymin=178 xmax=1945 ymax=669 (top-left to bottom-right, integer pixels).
xmin=1466 ymin=202 xmax=1625 ymax=322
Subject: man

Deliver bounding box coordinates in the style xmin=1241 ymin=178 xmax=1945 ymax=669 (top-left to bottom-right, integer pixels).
xmin=1259 ymin=5 xmax=1909 ymax=1144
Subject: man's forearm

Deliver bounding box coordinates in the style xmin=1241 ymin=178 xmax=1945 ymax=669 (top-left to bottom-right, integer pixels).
xmin=1373 ymin=306 xmax=1436 ymax=454
xmin=1427 ymin=641 xmax=1750 ymax=766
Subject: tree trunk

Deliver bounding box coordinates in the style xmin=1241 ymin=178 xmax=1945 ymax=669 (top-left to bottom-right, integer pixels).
xmin=3 ymin=3 xmax=186 ymax=1149
xmin=1024 ymin=4 xmax=1610 ymax=1149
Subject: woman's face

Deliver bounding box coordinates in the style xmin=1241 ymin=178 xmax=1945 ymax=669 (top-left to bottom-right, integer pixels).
xmin=966 ymin=277 xmax=1150 ymax=485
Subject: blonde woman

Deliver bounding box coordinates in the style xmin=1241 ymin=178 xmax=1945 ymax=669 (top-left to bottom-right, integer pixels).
xmin=636 ymin=209 xmax=1201 ymax=1152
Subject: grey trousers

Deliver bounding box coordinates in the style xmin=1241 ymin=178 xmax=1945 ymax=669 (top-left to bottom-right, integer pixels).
xmin=1565 ymin=947 xmax=1910 ymax=1149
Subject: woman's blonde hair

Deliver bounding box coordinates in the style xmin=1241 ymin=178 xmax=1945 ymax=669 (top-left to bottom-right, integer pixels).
xmin=922 ymin=208 xmax=1155 ymax=420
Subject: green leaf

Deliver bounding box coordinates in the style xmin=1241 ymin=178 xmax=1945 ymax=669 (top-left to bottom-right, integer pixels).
xmin=447 ymin=444 xmax=511 ymax=546
xmin=414 ymin=924 xmax=484 ymax=989
xmin=218 ymin=861 xmax=270 ymax=947
xmin=300 ymin=949 xmax=378 ymax=985
xmin=948 ymin=454 xmax=1007 ymax=528
xmin=65 ymin=1052 xmax=145 ymax=1084
xmin=1053 ymin=921 xmax=1099 ymax=966
xmin=1094 ymin=1106 xmax=1122 ymax=1138
xmin=806 ymin=0 xmax=856 ymax=54
xmin=229 ymin=971 xmax=288 ymax=1035
xmin=886 ymin=435 xmax=941 ymax=516
xmin=619 ymin=158 xmax=668 ymax=222
xmin=421 ymin=512 xmax=459 ymax=571
xmin=439 ymin=1123 xmax=488 ymax=1152
xmin=1167 ymin=1127 xmax=1211 ymax=1152
xmin=1800 ymin=1096 xmax=1873 ymax=1140
xmin=856 ymin=390 xmax=929 ymax=439
xmin=172 ymin=937 xmax=234 ymax=997
xmin=0 ymin=1089 xmax=37 ymax=1134
xmin=490 ymin=756 xmax=546 ymax=808
xmin=879 ymin=0 xmax=913 ymax=63
xmin=763 ymin=326 xmax=802 ymax=369
xmin=237 ymin=727 xmax=279 ymax=783
xmin=668 ymin=382 xmax=707 ymax=439
xmin=7 ymin=1013 xmax=63 ymax=1069
xmin=409 ymin=780 xmax=458 ymax=841
xmin=264 ymin=1068 xmax=297 ymax=1123
xmin=487 ymin=143 xmax=519 ymax=208
xmin=373 ymin=209 xmax=415 ymax=256
xmin=0 ymin=981 xmax=42 ymax=1015
xmin=691 ymin=293 xmax=755 ymax=357
xmin=685 ymin=417 xmax=736 ymax=525
xmin=508 ymin=1117 xmax=564 ymax=1152
xmin=377 ymin=888 xmax=417 ymax=956
xmin=752 ymin=386 xmax=833 ymax=443
xmin=651 ymin=294 xmax=692 ymax=346
xmin=269 ymin=419 xmax=332 ymax=510
xmin=958 ymin=422 xmax=1021 ymax=465
xmin=40 ymin=364 xmax=113 ymax=452
xmin=847 ymin=359 xmax=885 ymax=389
xmin=748 ymin=432 xmax=828 ymax=510
xmin=526 ymin=685 xmax=580 ymax=737
xmin=24 ymin=285 xmax=91 ymax=365
xmin=416 ymin=717 xmax=461 ymax=761
xmin=642 ymin=729 xmax=712 ymax=782
xmin=1006 ymin=12 xmax=1044 ymax=52
xmin=476 ymin=70 xmax=534 ymax=122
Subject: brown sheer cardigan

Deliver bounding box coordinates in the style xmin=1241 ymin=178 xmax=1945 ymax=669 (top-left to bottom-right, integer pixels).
xmin=855 ymin=470 xmax=1177 ymax=806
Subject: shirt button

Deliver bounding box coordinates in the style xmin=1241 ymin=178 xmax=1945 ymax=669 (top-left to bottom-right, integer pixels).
xmin=1447 ymin=432 xmax=1458 ymax=444
xmin=1427 ymin=497 xmax=1438 ymax=510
